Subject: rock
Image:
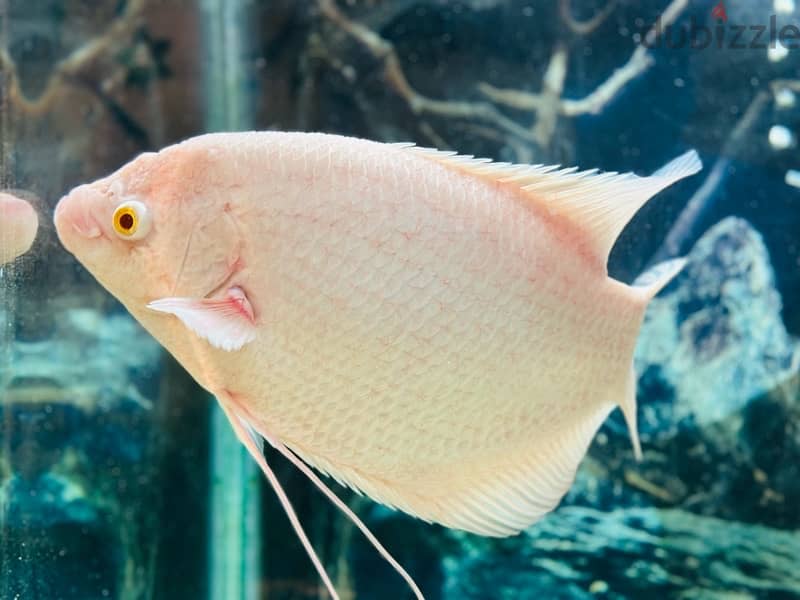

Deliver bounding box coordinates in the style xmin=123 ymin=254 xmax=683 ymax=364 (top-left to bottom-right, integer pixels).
xmin=3 ymin=473 xmax=98 ymax=528
xmin=443 ymin=507 xmax=800 ymax=599
xmin=635 ymin=217 xmax=799 ymax=433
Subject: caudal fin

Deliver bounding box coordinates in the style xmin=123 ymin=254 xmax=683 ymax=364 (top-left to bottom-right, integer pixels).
xmin=622 ymin=257 xmax=688 ymax=460
xmin=632 ymin=257 xmax=687 ymax=302
xmin=620 ymin=365 xmax=643 ymax=461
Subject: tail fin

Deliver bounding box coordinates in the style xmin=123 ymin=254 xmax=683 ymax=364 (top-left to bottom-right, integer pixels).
xmin=621 ymin=366 xmax=642 ymax=461
xmin=622 ymin=257 xmax=688 ymax=460
xmin=632 ymin=257 xmax=687 ymax=302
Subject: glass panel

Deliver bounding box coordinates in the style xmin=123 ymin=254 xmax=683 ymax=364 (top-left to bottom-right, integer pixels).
xmin=1 ymin=2 xmax=211 ymax=598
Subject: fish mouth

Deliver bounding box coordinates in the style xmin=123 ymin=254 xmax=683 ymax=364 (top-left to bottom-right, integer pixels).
xmin=70 ymin=214 xmax=103 ymax=239
xmin=54 ymin=186 xmax=110 ymax=243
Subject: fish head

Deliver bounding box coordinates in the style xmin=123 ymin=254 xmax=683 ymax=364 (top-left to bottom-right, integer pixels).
xmin=54 ymin=141 xmax=244 ymax=315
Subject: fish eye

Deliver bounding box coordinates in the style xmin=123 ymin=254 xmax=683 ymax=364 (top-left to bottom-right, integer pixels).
xmin=112 ymin=200 xmax=151 ymax=240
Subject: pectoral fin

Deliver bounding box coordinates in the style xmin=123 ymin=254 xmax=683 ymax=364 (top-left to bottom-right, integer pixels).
xmin=147 ymin=286 xmax=256 ymax=351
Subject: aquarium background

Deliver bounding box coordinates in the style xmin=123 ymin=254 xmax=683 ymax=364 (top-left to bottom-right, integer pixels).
xmin=1 ymin=0 xmax=799 ymax=598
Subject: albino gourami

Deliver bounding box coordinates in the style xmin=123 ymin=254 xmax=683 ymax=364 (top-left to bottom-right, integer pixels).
xmin=1 ymin=192 xmax=38 ymax=264
xmin=54 ymin=132 xmax=701 ymax=598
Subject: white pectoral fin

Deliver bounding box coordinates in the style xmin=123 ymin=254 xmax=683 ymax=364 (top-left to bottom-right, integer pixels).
xmin=147 ymin=286 xmax=256 ymax=351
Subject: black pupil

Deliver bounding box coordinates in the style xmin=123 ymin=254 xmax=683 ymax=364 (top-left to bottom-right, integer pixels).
xmin=119 ymin=213 xmax=134 ymax=230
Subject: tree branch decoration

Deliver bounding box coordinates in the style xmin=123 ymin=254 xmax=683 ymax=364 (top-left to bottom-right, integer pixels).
xmin=314 ymin=0 xmax=690 ymax=154
xmin=0 ymin=0 xmax=146 ymax=118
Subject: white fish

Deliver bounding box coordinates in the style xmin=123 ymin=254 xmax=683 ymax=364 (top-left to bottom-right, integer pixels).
xmin=1 ymin=192 xmax=38 ymax=264
xmin=54 ymin=132 xmax=701 ymax=598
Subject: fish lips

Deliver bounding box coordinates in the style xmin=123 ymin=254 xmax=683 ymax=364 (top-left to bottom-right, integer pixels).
xmin=54 ymin=186 xmax=109 ymax=247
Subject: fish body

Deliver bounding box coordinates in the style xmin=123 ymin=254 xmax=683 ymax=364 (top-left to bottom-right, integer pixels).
xmin=1 ymin=192 xmax=38 ymax=264
xmin=54 ymin=132 xmax=701 ymax=597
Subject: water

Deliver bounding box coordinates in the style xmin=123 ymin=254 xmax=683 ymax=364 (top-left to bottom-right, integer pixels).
xmin=1 ymin=1 xmax=799 ymax=598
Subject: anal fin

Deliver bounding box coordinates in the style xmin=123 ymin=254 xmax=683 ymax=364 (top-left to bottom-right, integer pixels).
xmin=232 ymin=404 xmax=617 ymax=542
xmin=428 ymin=403 xmax=615 ymax=537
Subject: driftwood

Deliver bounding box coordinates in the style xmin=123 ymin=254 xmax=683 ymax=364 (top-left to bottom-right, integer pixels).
xmin=314 ymin=0 xmax=691 ymax=152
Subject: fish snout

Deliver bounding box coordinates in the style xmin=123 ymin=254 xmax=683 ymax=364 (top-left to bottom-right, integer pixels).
xmin=54 ymin=185 xmax=105 ymax=241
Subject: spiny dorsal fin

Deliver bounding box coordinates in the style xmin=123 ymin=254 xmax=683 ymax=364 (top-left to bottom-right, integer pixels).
xmin=397 ymin=144 xmax=702 ymax=264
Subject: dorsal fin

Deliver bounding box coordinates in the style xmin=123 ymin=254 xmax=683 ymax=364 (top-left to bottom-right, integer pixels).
xmin=398 ymin=144 xmax=702 ymax=264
